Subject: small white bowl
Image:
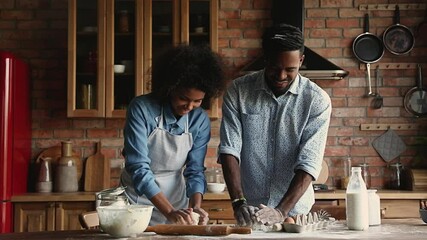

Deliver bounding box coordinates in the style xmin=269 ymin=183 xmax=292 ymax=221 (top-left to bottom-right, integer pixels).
xmin=207 ymin=182 xmax=225 ymax=193
xmin=113 ymin=64 xmax=125 ymax=73
xmin=97 ymin=205 xmax=153 ymax=238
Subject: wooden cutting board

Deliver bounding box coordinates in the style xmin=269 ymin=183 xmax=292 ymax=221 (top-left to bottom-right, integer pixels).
xmin=313 ymin=160 xmax=329 ymax=184
xmin=84 ymin=142 xmax=110 ymax=192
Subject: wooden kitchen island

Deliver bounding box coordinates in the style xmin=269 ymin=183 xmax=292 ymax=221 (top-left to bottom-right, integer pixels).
xmin=0 ymin=219 xmax=425 ymax=240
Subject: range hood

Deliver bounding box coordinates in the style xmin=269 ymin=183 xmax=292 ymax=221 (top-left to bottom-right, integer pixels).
xmin=240 ymin=0 xmax=349 ymax=80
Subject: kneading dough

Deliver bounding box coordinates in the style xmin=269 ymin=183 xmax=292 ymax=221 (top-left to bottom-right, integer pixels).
xmin=191 ymin=212 xmax=200 ymax=225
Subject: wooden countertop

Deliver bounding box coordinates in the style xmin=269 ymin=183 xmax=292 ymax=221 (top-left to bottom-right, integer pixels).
xmin=11 ymin=190 xmax=427 ymax=202
xmin=11 ymin=192 xmax=97 ymax=202
xmin=1 ymin=219 xmax=426 ymax=239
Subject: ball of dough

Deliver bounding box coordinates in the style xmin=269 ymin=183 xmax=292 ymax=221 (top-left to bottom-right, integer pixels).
xmin=191 ymin=212 xmax=200 ymax=225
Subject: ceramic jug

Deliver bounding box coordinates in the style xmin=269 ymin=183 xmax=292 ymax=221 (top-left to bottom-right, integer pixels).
xmin=36 ymin=157 xmax=53 ymax=193
xmin=54 ymin=141 xmax=79 ymax=192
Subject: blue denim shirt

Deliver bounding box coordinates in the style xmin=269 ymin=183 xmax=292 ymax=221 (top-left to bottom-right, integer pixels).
xmin=219 ymin=70 xmax=331 ymax=216
xmin=123 ymin=93 xmax=209 ymax=199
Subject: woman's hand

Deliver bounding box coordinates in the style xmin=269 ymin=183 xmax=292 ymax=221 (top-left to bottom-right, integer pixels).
xmin=165 ymin=208 xmax=198 ymax=225
xmin=192 ymin=207 xmax=209 ymax=225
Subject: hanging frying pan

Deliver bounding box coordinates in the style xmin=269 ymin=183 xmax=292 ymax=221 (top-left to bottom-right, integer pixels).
xmin=404 ymin=64 xmax=427 ymax=117
xmin=383 ymin=5 xmax=415 ymax=55
xmin=353 ymin=13 xmax=384 ymax=96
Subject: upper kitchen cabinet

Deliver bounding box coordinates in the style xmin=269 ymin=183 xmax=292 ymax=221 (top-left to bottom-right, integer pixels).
xmin=144 ymin=0 xmax=219 ymax=118
xmin=68 ymin=0 xmax=144 ymax=118
xmin=68 ymin=0 xmax=219 ymax=118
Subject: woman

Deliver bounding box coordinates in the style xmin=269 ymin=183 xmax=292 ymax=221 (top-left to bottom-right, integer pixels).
xmin=121 ymin=44 xmax=226 ymax=225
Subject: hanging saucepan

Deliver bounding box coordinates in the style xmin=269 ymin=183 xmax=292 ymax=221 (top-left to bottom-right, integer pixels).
xmin=404 ymin=64 xmax=427 ymax=117
xmin=353 ymin=13 xmax=384 ymax=96
xmin=383 ymin=5 xmax=415 ymax=55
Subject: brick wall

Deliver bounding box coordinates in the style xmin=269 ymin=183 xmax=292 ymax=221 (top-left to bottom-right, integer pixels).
xmin=0 ymin=0 xmax=426 ymax=190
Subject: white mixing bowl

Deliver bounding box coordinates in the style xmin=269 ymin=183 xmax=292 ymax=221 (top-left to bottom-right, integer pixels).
xmin=97 ymin=205 xmax=153 ymax=238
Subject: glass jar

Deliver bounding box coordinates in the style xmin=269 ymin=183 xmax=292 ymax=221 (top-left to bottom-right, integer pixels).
xmin=341 ymin=157 xmax=352 ymax=189
xmin=205 ymin=168 xmax=224 ymax=183
xmin=96 ymin=186 xmax=129 ymax=207
xmin=359 ymin=163 xmax=371 ymax=189
xmin=118 ymin=10 xmax=130 ymax=32
xmin=367 ymin=189 xmax=381 ymax=226
xmin=97 ymin=194 xmax=128 ymax=207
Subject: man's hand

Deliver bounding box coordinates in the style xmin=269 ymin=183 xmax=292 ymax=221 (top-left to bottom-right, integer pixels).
xmin=234 ymin=204 xmax=258 ymax=227
xmin=255 ymin=204 xmax=284 ymax=226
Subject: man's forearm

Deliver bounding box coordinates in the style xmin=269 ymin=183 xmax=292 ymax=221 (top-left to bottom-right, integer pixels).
xmin=276 ymin=170 xmax=313 ymax=217
xmin=220 ymin=154 xmax=244 ymax=200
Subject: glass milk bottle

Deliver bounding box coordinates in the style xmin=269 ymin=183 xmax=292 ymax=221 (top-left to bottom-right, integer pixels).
xmin=346 ymin=167 xmax=369 ymax=230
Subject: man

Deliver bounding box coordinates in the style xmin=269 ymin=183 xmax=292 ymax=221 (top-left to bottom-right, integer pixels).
xmin=218 ymin=24 xmax=331 ymax=227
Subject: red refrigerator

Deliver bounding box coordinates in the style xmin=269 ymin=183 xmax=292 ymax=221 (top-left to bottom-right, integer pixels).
xmin=0 ymin=51 xmax=31 ymax=233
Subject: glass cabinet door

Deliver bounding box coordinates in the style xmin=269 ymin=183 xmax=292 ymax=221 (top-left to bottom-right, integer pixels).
xmin=68 ymin=0 xmax=144 ymax=118
xmin=68 ymin=0 xmax=218 ymax=118
xmin=68 ymin=0 xmax=106 ymax=117
xmin=143 ymin=0 xmax=180 ymax=93
xmin=182 ymin=0 xmax=218 ymax=52
xmin=188 ymin=1 xmax=211 ymax=47
xmin=182 ymin=0 xmax=219 ymax=118
xmin=105 ymin=0 xmax=143 ymax=118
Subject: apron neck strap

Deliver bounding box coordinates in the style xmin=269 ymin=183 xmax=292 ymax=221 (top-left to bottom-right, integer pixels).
xmin=159 ymin=107 xmax=189 ymax=133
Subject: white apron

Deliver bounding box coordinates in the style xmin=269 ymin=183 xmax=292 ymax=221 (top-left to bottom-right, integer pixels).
xmin=121 ymin=109 xmax=193 ymax=225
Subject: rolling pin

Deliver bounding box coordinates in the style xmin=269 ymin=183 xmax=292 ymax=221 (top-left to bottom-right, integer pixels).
xmin=145 ymin=224 xmax=252 ymax=236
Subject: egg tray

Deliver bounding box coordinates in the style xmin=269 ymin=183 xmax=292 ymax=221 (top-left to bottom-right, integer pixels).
xmin=283 ymin=210 xmax=336 ymax=233
xmin=259 ymin=210 xmax=336 ymax=233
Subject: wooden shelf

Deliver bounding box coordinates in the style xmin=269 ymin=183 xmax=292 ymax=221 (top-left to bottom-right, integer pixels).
xmin=359 ymin=63 xmax=419 ymax=70
xmin=359 ymin=3 xmax=426 ymax=11
xmin=360 ymin=123 xmax=427 ymax=131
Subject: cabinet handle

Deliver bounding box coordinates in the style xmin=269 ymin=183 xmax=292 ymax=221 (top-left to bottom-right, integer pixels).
xmin=209 ymin=208 xmax=225 ymax=212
